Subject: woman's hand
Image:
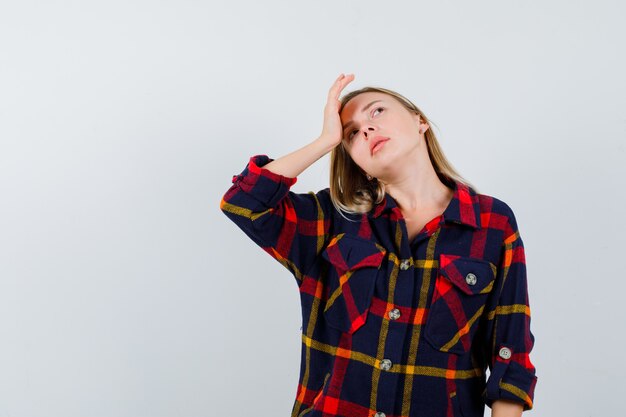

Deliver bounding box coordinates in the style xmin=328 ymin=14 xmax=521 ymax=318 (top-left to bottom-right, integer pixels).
xmin=318 ymin=73 xmax=355 ymax=149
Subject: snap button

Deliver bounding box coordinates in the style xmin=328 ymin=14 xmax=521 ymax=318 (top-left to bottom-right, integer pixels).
xmin=379 ymin=359 xmax=392 ymax=371
xmin=400 ymin=259 xmax=411 ymax=270
xmin=375 ymin=412 xmax=386 ymax=417
xmin=498 ymin=347 xmax=512 ymax=360
xmin=465 ymin=272 xmax=477 ymax=286
xmin=388 ymin=308 xmax=401 ymax=320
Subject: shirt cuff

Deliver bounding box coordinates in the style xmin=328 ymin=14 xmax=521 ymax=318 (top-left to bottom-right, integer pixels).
xmin=230 ymin=154 xmax=298 ymax=208
xmin=483 ymin=344 xmax=538 ymax=411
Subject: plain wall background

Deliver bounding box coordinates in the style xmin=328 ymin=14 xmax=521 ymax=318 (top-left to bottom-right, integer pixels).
xmin=1 ymin=1 xmax=624 ymax=416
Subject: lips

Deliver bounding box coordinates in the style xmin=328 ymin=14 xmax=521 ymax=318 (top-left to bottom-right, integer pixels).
xmin=370 ymin=136 xmax=390 ymax=155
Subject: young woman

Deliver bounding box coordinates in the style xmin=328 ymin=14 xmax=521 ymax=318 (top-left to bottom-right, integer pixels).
xmin=220 ymin=73 xmax=537 ymax=417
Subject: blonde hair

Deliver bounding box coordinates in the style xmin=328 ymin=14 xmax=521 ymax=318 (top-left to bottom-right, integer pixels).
xmin=329 ymin=86 xmax=478 ymax=219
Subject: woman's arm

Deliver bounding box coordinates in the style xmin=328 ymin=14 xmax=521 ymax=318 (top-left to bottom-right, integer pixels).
xmin=492 ymin=399 xmax=523 ymax=417
xmin=482 ymin=202 xmax=538 ymax=411
xmin=261 ymin=136 xmax=335 ymax=178
xmin=220 ymin=150 xmax=332 ymax=287
xmin=219 ymin=74 xmax=354 ymax=286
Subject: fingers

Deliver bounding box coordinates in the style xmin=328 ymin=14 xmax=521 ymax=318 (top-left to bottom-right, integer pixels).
xmin=335 ymin=73 xmax=354 ymax=90
xmin=328 ymin=73 xmax=354 ymax=100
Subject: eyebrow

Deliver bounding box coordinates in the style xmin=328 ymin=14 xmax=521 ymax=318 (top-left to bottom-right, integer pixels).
xmin=342 ymin=100 xmax=384 ymax=134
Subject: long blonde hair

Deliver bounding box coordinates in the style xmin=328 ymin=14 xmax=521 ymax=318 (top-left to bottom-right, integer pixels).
xmin=329 ymin=86 xmax=478 ymax=219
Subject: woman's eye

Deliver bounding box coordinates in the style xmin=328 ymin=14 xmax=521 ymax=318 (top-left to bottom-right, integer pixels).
xmin=347 ymin=107 xmax=384 ymax=140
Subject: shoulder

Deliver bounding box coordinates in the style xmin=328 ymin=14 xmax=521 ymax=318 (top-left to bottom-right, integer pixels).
xmin=311 ymin=187 xmax=373 ymax=228
xmin=308 ymin=187 xmax=332 ymax=208
xmin=472 ymin=187 xmax=520 ymax=236
xmin=300 ymin=187 xmax=338 ymax=218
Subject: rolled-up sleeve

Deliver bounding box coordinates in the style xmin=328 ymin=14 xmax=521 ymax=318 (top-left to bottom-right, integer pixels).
xmin=483 ymin=206 xmax=538 ymax=411
xmin=219 ymin=154 xmax=332 ymax=286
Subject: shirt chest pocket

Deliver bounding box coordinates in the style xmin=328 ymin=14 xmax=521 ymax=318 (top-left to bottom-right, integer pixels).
xmin=321 ymin=233 xmax=387 ymax=335
xmin=424 ymin=253 xmax=497 ymax=355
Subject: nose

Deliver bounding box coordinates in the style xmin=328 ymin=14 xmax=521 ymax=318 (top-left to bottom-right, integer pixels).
xmin=362 ymin=126 xmax=375 ymax=139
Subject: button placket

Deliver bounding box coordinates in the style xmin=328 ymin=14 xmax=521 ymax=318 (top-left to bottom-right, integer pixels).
xmin=400 ymin=259 xmax=411 ymax=270
xmin=388 ymin=308 xmax=401 ymax=320
xmin=379 ymin=359 xmax=393 ymax=371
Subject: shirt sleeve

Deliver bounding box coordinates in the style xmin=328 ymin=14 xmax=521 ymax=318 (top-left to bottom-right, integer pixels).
xmin=219 ymin=154 xmax=332 ymax=287
xmin=482 ymin=205 xmax=538 ymax=411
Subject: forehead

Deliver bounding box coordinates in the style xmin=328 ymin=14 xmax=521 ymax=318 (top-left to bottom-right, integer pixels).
xmin=341 ymin=92 xmax=393 ymax=118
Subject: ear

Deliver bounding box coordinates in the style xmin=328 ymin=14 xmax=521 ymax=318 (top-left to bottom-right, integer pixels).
xmin=413 ymin=113 xmax=429 ymax=133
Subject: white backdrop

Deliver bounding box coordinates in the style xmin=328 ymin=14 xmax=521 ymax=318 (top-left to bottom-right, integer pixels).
xmin=1 ymin=1 xmax=624 ymax=416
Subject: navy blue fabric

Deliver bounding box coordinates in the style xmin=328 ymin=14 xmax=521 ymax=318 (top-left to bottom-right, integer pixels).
xmin=221 ymin=155 xmax=538 ymax=417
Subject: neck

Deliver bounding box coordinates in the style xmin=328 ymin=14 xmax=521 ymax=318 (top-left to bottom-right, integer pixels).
xmin=379 ymin=151 xmax=452 ymax=213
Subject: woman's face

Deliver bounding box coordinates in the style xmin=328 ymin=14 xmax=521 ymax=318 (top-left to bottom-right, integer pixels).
xmin=339 ymin=92 xmax=428 ymax=179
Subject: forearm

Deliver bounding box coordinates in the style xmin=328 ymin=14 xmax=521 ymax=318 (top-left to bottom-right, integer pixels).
xmin=262 ymin=137 xmax=335 ymax=178
xmin=491 ymin=399 xmax=523 ymax=417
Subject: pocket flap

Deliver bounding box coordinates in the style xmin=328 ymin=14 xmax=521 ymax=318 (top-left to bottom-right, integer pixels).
xmin=439 ymin=254 xmax=496 ymax=295
xmin=321 ymin=234 xmax=386 ymax=334
xmin=321 ymin=233 xmax=386 ymax=271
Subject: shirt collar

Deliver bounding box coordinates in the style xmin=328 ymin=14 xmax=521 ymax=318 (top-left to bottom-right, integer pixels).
xmin=368 ymin=178 xmax=482 ymax=229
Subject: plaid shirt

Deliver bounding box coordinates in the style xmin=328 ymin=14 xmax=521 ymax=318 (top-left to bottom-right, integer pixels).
xmin=220 ymin=154 xmax=537 ymax=417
